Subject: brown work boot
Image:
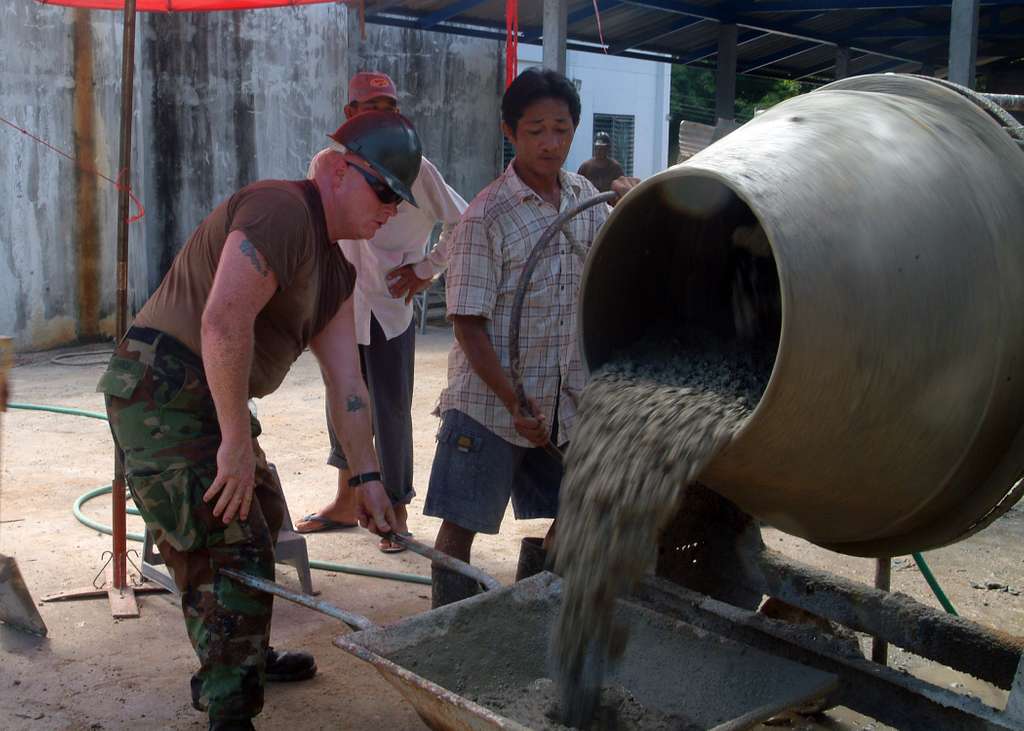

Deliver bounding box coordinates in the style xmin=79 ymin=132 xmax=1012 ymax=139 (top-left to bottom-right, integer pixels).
xmin=515 ymin=537 xmax=549 ymax=582
xmin=431 ymin=565 xmax=481 ymax=608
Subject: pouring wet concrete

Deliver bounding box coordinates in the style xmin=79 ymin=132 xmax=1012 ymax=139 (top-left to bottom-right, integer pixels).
xmin=0 ymin=331 xmax=1019 ymax=729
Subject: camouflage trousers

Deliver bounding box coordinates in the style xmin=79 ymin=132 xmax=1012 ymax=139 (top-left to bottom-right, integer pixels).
xmin=97 ymin=326 xmax=285 ymax=721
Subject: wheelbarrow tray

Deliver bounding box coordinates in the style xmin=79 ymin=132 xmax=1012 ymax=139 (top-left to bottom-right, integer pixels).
xmin=335 ymin=572 xmax=837 ymax=730
xmin=0 ymin=554 xmax=47 ymax=636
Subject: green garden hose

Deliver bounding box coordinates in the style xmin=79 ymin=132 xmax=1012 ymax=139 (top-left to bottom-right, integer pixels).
xmin=8 ymin=402 xmax=107 ymax=420
xmin=9 ymin=402 xmax=430 ymax=587
xmin=8 ymin=402 xmax=964 ymax=602
xmin=74 ymin=484 xmax=430 ymax=586
xmin=911 ymin=552 xmax=959 ymax=615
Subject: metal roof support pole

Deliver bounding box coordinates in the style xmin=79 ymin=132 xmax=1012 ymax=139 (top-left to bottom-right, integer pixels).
xmin=716 ymin=22 xmax=738 ymax=123
xmin=542 ymin=0 xmax=568 ymax=75
xmin=835 ymin=45 xmax=850 ymax=79
xmin=949 ymin=0 xmax=980 ymax=88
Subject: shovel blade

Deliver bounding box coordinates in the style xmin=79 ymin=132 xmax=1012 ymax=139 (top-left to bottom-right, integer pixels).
xmin=0 ymin=554 xmax=47 ymax=636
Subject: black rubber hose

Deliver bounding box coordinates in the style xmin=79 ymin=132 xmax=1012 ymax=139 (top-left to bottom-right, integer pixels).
xmin=506 ymin=191 xmax=618 ymax=461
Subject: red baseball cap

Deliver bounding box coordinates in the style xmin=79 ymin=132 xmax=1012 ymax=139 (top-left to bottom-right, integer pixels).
xmin=348 ymin=71 xmax=398 ymax=104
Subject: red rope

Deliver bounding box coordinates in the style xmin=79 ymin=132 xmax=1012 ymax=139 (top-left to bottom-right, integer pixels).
xmin=0 ymin=113 xmax=145 ymax=223
xmin=592 ymin=0 xmax=607 ymax=53
xmin=505 ymin=0 xmax=518 ymax=88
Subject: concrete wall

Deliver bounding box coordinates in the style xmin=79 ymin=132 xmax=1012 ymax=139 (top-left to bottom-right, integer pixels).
xmin=352 ymin=24 xmax=503 ymax=201
xmin=1 ymin=3 xmax=131 ymax=348
xmin=138 ymin=5 xmax=354 ymax=296
xmin=2 ymin=1 xmax=502 ymax=350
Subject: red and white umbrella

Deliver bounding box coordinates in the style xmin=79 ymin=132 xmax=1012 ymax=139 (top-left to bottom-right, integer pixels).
xmin=39 ymin=1 xmax=333 ymax=9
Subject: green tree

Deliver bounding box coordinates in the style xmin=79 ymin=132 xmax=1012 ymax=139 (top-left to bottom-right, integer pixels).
xmin=671 ymin=66 xmax=718 ymax=124
xmin=671 ymin=65 xmax=811 ymax=123
xmin=736 ymin=76 xmax=809 ymax=119
xmin=669 ymin=65 xmax=812 ymax=161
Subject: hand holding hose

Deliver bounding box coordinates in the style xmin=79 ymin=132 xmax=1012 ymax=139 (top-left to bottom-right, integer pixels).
xmin=507 ymin=190 xmax=622 ymax=464
xmin=609 ymin=176 xmax=640 ymax=205
xmin=511 ymin=395 xmax=549 ymax=447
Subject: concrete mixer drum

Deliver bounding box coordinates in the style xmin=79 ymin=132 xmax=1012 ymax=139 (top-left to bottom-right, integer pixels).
xmin=579 ymin=73 xmax=1024 ymax=557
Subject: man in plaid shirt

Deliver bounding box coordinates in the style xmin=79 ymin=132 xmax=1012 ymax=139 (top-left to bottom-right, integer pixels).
xmin=424 ymin=68 xmax=637 ymax=606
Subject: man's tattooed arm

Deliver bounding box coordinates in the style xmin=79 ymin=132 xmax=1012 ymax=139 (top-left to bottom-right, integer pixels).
xmin=239 ymin=240 xmax=268 ymax=277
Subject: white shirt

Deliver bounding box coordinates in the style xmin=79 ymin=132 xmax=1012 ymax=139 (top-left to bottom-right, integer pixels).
xmin=307 ymin=153 xmax=468 ymax=345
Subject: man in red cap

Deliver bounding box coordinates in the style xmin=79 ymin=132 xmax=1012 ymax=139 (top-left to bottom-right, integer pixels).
xmin=296 ymin=72 xmax=468 ymax=553
xmin=97 ymin=111 xmax=422 ymax=731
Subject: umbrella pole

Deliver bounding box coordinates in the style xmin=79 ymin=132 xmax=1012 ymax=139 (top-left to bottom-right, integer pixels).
xmin=45 ymin=0 xmax=153 ymax=618
xmin=109 ymin=0 xmax=139 ymax=617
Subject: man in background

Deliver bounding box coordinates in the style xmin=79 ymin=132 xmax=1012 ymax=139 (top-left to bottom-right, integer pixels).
xmin=296 ymin=72 xmax=468 ymax=554
xmin=577 ymin=130 xmax=625 ymax=193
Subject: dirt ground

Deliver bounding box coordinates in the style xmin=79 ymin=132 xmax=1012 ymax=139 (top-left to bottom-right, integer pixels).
xmin=1 ymin=325 xmax=1022 ymax=730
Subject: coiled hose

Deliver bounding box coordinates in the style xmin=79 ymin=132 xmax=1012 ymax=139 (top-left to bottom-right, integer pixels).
xmin=7 ymin=401 xmax=430 ymax=586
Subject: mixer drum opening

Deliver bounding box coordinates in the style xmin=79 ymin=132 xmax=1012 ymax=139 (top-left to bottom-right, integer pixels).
xmin=579 ymin=174 xmax=781 ymax=407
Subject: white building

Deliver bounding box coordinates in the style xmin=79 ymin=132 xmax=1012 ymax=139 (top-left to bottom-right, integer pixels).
xmin=514 ymin=45 xmax=672 ymax=180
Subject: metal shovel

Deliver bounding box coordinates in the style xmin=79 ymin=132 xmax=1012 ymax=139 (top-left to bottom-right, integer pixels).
xmin=0 ymin=336 xmax=47 ymax=636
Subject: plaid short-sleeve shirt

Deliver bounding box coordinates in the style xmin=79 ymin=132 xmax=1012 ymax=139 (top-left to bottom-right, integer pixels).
xmin=438 ymin=162 xmax=609 ymax=447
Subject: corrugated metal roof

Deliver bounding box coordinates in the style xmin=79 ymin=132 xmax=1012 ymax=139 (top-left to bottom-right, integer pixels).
xmin=366 ymin=0 xmax=1024 ymax=82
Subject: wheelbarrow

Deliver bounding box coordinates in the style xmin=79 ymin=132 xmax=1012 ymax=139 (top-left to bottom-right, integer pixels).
xmin=225 ymin=540 xmax=838 ymax=731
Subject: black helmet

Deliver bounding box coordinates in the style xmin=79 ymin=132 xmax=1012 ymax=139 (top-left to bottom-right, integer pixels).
xmin=328 ymin=111 xmax=422 ymax=207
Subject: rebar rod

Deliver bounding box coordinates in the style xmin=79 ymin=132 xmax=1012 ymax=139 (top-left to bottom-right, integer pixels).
xmin=220 ymin=569 xmax=375 ymax=632
xmin=390 ymin=533 xmax=501 ymax=591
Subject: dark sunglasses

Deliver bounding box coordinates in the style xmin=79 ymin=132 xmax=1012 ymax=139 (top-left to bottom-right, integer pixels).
xmin=349 ymin=163 xmax=402 ymax=205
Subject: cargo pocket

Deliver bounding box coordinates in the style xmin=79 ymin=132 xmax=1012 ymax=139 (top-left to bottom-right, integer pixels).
xmin=436 ymin=420 xmax=486 ymax=485
xmin=127 ymin=467 xmax=209 ymax=553
xmin=96 ymin=356 xmax=146 ymax=400
xmin=155 ymin=364 xmax=214 ymax=440
xmin=157 ymin=363 xmax=206 ymax=412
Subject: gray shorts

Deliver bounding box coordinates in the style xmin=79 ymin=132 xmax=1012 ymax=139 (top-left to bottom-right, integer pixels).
xmin=423 ymin=409 xmax=563 ymax=535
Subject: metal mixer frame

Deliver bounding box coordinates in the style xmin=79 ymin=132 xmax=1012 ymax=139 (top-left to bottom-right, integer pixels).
xmin=652 ymin=484 xmax=1024 ymax=730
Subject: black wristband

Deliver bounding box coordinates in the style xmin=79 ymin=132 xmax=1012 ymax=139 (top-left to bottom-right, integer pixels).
xmin=348 ymin=471 xmax=382 ymax=488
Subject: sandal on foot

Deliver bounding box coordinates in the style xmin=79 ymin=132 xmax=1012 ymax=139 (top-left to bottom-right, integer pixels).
xmin=379 ymin=532 xmax=412 ymax=554
xmin=295 ymin=513 xmax=358 ymax=534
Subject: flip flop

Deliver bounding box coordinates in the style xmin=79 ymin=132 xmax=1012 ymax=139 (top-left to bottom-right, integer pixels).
xmin=379 ymin=532 xmax=412 ymax=554
xmin=295 ymin=513 xmax=358 ymax=534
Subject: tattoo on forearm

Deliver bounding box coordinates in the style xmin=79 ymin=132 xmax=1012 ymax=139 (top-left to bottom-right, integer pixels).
xmin=346 ymin=395 xmax=366 ymax=413
xmin=240 ymin=240 xmax=268 ymax=277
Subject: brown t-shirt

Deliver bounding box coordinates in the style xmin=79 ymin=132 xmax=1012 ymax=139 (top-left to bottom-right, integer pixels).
xmin=134 ymin=180 xmax=355 ymax=398
xmin=577 ymin=157 xmax=625 ymax=193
